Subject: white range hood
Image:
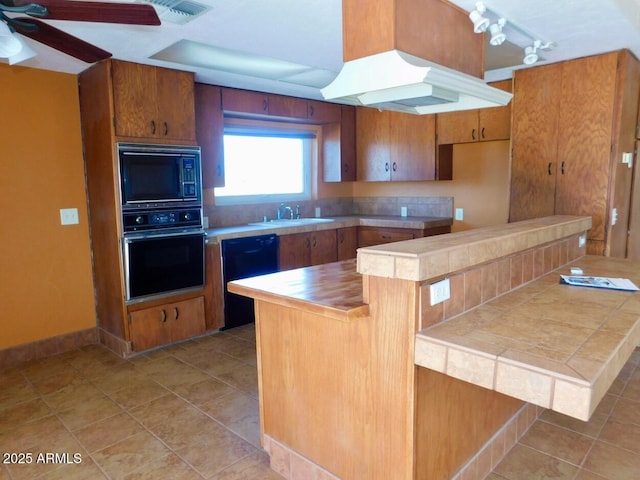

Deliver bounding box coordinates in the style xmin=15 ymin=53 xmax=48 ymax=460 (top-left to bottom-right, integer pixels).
xmin=321 ymin=49 xmax=512 ymax=114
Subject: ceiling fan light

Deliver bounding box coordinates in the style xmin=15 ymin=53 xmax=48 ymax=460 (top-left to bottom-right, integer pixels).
xmin=0 ymin=23 xmax=22 ymax=58
xmin=523 ymin=45 xmax=539 ymax=65
xmin=489 ymin=23 xmax=506 ymax=46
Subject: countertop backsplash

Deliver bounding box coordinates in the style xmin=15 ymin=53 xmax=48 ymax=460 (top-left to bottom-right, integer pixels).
xmin=203 ymin=196 xmax=453 ymax=228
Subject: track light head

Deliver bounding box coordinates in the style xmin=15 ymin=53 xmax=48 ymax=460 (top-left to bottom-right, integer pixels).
xmin=489 ymin=18 xmax=506 ymax=46
xmin=468 ymin=2 xmax=489 ymax=33
xmin=523 ymin=44 xmax=539 ymax=65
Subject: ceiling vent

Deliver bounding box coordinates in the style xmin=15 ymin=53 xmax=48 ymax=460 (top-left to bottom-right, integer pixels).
xmin=143 ymin=0 xmax=210 ymax=25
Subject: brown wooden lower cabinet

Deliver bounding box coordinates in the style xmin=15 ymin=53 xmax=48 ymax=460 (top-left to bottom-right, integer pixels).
xmin=128 ymin=296 xmax=205 ymax=352
xmin=337 ymin=227 xmax=358 ymax=260
xmin=357 ymin=225 xmax=451 ymax=248
xmin=279 ymin=229 xmax=338 ymax=270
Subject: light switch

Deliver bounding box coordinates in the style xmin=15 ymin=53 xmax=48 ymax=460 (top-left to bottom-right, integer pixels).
xmin=60 ymin=208 xmax=79 ymax=225
xmin=455 ymin=208 xmax=464 ymax=221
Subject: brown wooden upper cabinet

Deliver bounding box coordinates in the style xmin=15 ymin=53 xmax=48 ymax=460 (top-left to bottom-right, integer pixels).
xmin=356 ymin=108 xmax=442 ymax=181
xmin=111 ymin=60 xmax=196 ymax=142
xmin=323 ymin=105 xmax=357 ymax=182
xmin=194 ymin=83 xmax=225 ymax=189
xmin=221 ymin=88 xmax=308 ymax=119
xmin=436 ymin=80 xmax=512 ymax=145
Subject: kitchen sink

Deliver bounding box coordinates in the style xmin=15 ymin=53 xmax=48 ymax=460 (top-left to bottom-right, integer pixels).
xmin=248 ymin=218 xmax=334 ymax=227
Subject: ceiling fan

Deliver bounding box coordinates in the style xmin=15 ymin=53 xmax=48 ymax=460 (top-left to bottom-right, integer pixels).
xmin=0 ymin=0 xmax=160 ymax=63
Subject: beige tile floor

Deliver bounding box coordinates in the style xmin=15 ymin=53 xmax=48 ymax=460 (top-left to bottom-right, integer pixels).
xmin=0 ymin=325 xmax=638 ymax=480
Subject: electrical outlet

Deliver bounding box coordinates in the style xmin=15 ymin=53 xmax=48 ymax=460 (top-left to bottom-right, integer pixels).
xmin=611 ymin=207 xmax=618 ymax=226
xmin=455 ymin=208 xmax=464 ymax=221
xmin=622 ymin=152 xmax=633 ymax=169
xmin=429 ymin=278 xmax=451 ymax=306
xmin=578 ymin=234 xmax=586 ymax=248
xmin=59 ymin=208 xmax=79 ymax=225
xmin=315 ymin=207 xmax=322 ymax=218
xmin=401 ymin=206 xmax=408 ymax=217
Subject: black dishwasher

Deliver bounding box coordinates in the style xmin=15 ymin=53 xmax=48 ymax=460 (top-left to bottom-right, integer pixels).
xmin=221 ymin=234 xmax=279 ymax=329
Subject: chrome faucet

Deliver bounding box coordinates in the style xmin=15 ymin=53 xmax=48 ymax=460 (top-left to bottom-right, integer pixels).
xmin=277 ymin=203 xmax=294 ymax=220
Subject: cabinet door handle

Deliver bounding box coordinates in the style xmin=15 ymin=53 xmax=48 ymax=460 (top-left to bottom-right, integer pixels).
xmin=312 ymin=236 xmax=317 ymax=247
xmin=561 ymin=161 xmax=566 ymax=175
xmin=217 ymin=164 xmax=223 ymax=177
xmin=392 ymin=162 xmax=397 ymax=172
xmin=161 ymin=309 xmax=167 ymax=322
xmin=262 ymin=99 xmax=268 ymax=112
xmin=151 ymin=120 xmax=156 ymax=135
xmin=309 ymin=105 xmax=314 ymax=117
xmin=163 ymin=121 xmax=169 ymax=136
xmin=305 ymin=238 xmax=310 ymax=248
xmin=481 ymin=127 xmax=485 ymax=139
xmin=547 ymin=162 xmax=553 ymax=175
xmin=174 ymin=307 xmax=179 ymax=320
xmin=385 ymin=162 xmax=390 ymax=172
xmin=382 ymin=235 xmax=391 ymax=240
xmin=472 ymin=128 xmax=476 ymax=141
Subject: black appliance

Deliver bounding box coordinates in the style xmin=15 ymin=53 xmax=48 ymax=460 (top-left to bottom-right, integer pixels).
xmin=123 ymin=231 xmax=205 ymax=302
xmin=117 ymin=143 xmax=201 ymax=210
xmin=221 ymin=234 xmax=279 ymax=329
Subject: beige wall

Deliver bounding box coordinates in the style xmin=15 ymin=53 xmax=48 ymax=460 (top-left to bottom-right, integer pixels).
xmin=0 ymin=65 xmax=96 ymax=350
xmin=352 ymin=140 xmax=511 ymax=232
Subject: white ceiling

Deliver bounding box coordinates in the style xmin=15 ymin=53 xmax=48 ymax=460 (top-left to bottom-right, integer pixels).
xmin=8 ymin=0 xmax=640 ymax=101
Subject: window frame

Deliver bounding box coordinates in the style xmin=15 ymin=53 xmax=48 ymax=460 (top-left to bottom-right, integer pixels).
xmin=213 ymin=118 xmax=320 ymax=206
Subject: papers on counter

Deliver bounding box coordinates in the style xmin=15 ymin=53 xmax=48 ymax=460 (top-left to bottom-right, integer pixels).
xmin=560 ymin=275 xmax=639 ymax=292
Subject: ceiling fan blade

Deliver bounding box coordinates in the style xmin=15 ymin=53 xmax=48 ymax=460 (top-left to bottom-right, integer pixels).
xmin=11 ymin=17 xmax=112 ymax=62
xmin=14 ymin=0 xmax=161 ymax=25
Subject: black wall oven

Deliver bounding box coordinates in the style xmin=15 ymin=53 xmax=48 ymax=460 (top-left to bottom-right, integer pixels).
xmin=123 ymin=230 xmax=205 ymax=302
xmin=117 ymin=143 xmax=206 ymax=303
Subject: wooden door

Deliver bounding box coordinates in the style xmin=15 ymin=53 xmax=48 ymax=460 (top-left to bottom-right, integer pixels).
xmin=509 ymin=63 xmax=563 ymax=222
xmin=268 ymin=94 xmax=308 ymax=119
xmin=111 ymin=61 xmax=158 ymax=139
xmin=554 ymin=53 xmax=618 ymax=246
xmin=436 ymin=110 xmax=478 ymax=144
xmin=310 ymin=230 xmax=338 ymax=265
xmin=307 ymin=101 xmax=341 ymax=123
xmin=170 ymin=297 xmax=205 ymax=343
xmin=478 ymin=79 xmax=512 ymax=141
xmin=356 ymin=108 xmax=391 ymax=181
xmin=195 ymin=84 xmax=225 ymax=188
xmin=337 ymin=227 xmax=358 ymax=260
xmin=129 ymin=306 xmax=171 ymax=351
xmin=278 ymin=232 xmax=311 ymax=270
xmin=155 ymin=67 xmax=196 ymax=141
xmin=390 ymin=112 xmax=436 ymax=181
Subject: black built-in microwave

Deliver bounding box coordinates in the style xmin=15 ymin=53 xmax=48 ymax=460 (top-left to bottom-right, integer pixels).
xmin=117 ymin=143 xmax=202 ymax=210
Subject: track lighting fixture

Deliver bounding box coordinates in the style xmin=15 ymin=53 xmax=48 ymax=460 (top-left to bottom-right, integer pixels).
xmin=489 ymin=18 xmax=506 ymax=46
xmin=468 ymin=2 xmax=490 ymax=33
xmin=467 ymin=2 xmax=555 ymax=66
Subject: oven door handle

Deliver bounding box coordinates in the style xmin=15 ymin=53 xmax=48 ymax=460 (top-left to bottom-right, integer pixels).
xmin=124 ymin=230 xmax=206 ymax=242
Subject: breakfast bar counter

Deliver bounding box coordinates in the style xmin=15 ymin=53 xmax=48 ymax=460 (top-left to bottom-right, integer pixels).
xmin=228 ymin=215 xmax=640 ymax=480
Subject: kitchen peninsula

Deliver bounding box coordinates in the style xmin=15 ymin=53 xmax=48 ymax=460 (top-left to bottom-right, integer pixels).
xmin=228 ymin=216 xmax=640 ymax=480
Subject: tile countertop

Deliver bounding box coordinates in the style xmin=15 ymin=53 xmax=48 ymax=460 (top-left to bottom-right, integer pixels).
xmin=415 ymin=255 xmax=640 ymax=421
xmin=205 ymin=215 xmax=452 ymax=243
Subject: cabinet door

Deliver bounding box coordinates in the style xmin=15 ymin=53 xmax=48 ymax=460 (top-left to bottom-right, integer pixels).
xmin=509 ymin=63 xmax=563 ymax=222
xmin=356 ymin=107 xmax=392 ymax=181
xmin=195 ymin=84 xmax=225 ymax=188
xmin=112 ymin=61 xmax=158 ymax=138
xmin=554 ymin=53 xmax=618 ymax=244
xmin=155 ymin=67 xmax=196 ymax=141
xmin=390 ymin=112 xmax=436 ymax=181
xmin=436 ymin=110 xmax=478 ymax=144
xmin=478 ymin=80 xmax=512 ymax=141
xmin=170 ymin=297 xmax=205 ymax=343
xmin=308 ymin=101 xmax=341 ymax=123
xmin=268 ymin=94 xmax=308 ymax=119
xmin=337 ymin=227 xmax=358 ymax=260
xmin=278 ymin=232 xmax=311 ymax=270
xmin=310 ymin=229 xmax=337 ymax=265
xmin=129 ymin=306 xmax=171 ymax=352
xmin=222 ymin=88 xmax=269 ymax=115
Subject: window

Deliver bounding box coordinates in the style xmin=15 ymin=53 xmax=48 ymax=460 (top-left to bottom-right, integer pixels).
xmin=214 ymin=120 xmax=317 ymax=205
